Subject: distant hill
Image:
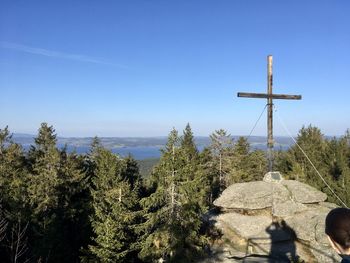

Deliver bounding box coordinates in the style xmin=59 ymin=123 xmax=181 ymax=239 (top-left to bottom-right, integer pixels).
xmin=11 ymin=133 xmax=295 ymax=160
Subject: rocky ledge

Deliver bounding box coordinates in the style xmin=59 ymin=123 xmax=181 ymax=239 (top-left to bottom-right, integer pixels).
xmin=204 ymin=172 xmax=341 ymax=263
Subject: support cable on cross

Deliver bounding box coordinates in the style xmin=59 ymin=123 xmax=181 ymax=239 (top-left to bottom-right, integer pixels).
xmin=247 ymin=104 xmax=267 ymax=140
xmin=274 ymin=105 xmax=348 ymax=208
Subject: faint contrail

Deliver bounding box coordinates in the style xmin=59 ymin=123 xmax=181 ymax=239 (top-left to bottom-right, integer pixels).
xmin=0 ymin=41 xmax=128 ymax=68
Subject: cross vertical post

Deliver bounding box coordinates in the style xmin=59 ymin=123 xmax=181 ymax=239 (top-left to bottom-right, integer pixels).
xmin=237 ymin=55 xmax=302 ymax=174
xmin=267 ymin=55 xmax=273 ymax=172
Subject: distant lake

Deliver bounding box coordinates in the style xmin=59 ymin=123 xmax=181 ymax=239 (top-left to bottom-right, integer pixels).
xmin=17 ymin=135 xmax=293 ymax=160
xmin=61 ymin=145 xmax=209 ymax=160
xmin=22 ymin=144 xmax=290 ymax=160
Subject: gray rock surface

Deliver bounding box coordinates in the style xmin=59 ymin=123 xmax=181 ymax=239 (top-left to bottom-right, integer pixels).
xmin=307 ymin=240 xmax=340 ymax=263
xmin=281 ymin=180 xmax=327 ymax=204
xmin=273 ymin=199 xmax=307 ymax=217
xmin=213 ymin=181 xmax=289 ymax=210
xmin=283 ymin=209 xmax=321 ymax=242
xmin=214 ymin=180 xmax=327 ymax=211
xmin=207 ymin=179 xmax=341 ymax=263
xmin=215 ymin=213 xmax=273 ymax=241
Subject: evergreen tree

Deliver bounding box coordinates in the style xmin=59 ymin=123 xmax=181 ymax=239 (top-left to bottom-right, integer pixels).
xmin=121 ymin=154 xmax=145 ymax=260
xmin=234 ymin=136 xmax=250 ymax=156
xmin=0 ymin=127 xmax=30 ymax=262
xmin=56 ymin=148 xmax=90 ymax=261
xmin=222 ymin=137 xmax=267 ymax=184
xmin=0 ymin=126 xmax=28 ymax=216
xmin=279 ymin=125 xmax=327 ymax=185
xmin=27 ymin=123 xmax=61 ymax=215
xmin=199 ymin=147 xmax=218 ymax=205
xmin=26 ymin=123 xmax=63 ymax=261
xmin=85 ymin=147 xmax=140 ymax=263
xmin=208 ymin=129 xmax=234 ymax=194
xmin=276 ymin=125 xmax=350 ymax=206
xmin=323 ymin=136 xmax=350 ymax=205
xmin=25 ymin=123 xmax=90 ymax=262
xmin=140 ymin=127 xmax=208 ymax=262
xmin=181 ymin=123 xmax=198 ymax=161
xmin=227 ymin=136 xmax=251 ymax=183
xmin=122 ymin=155 xmax=142 ymax=190
xmin=0 ymin=126 xmax=11 ymax=154
xmin=246 ymin=149 xmax=267 ymax=181
xmin=83 ymin=136 xmax=103 ymax=190
xmin=139 ymin=129 xmax=181 ymax=261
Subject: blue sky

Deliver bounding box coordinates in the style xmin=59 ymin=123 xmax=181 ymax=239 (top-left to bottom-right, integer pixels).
xmin=0 ymin=1 xmax=349 ymax=137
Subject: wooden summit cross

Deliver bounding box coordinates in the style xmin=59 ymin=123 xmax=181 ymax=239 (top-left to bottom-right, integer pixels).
xmin=237 ymin=55 xmax=302 ymax=172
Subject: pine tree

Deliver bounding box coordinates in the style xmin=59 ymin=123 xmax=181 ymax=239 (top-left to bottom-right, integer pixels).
xmin=26 ymin=123 xmax=90 ymax=262
xmin=121 ymin=154 xmax=145 ymax=259
xmin=0 ymin=126 xmax=11 ymax=155
xmin=139 ymin=129 xmax=180 ymax=261
xmin=181 ymin=123 xmax=198 ymax=161
xmin=276 ymin=125 xmax=350 ymax=206
xmin=246 ymin=149 xmax=267 ymax=181
xmin=175 ymin=125 xmax=208 ymax=260
xmin=208 ymin=129 xmax=234 ymax=194
xmin=282 ymin=125 xmax=327 ymax=186
xmin=86 ymin=147 xmax=140 ymax=263
xmin=220 ymin=136 xmax=267 ymax=184
xmin=227 ymin=136 xmax=250 ymax=183
xmin=323 ymin=135 xmax=350 ymax=205
xmin=83 ymin=136 xmax=103 ymax=190
xmin=0 ymin=127 xmax=30 ymax=262
xmin=27 ymin=123 xmax=61 ymax=215
xmin=140 ymin=127 xmax=208 ymax=262
xmin=55 ymin=148 xmax=90 ymax=261
xmin=199 ymin=147 xmax=218 ymax=205
xmin=122 ymin=155 xmax=142 ymax=190
xmin=26 ymin=123 xmax=63 ymax=261
xmin=0 ymin=126 xmax=28 ymax=215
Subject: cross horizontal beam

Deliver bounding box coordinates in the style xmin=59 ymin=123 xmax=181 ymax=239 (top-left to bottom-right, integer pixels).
xmin=237 ymin=92 xmax=302 ymax=100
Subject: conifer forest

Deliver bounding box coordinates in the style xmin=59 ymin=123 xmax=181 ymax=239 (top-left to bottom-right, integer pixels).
xmin=0 ymin=123 xmax=350 ymax=262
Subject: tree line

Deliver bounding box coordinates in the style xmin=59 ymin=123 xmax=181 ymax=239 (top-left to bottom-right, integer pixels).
xmin=0 ymin=123 xmax=349 ymax=262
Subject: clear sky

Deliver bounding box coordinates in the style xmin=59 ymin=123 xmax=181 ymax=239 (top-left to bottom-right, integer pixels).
xmin=1 ymin=0 xmax=349 ymax=137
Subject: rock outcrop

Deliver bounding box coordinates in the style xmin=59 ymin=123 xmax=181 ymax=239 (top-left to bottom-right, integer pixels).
xmin=204 ymin=172 xmax=341 ymax=263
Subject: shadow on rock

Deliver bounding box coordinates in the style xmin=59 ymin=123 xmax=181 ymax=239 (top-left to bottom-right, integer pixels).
xmin=265 ymin=220 xmax=300 ymax=262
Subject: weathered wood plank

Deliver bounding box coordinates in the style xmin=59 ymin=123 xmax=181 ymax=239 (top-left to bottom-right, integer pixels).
xmin=267 ymin=55 xmax=273 ymax=172
xmin=237 ymin=92 xmax=301 ymax=100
